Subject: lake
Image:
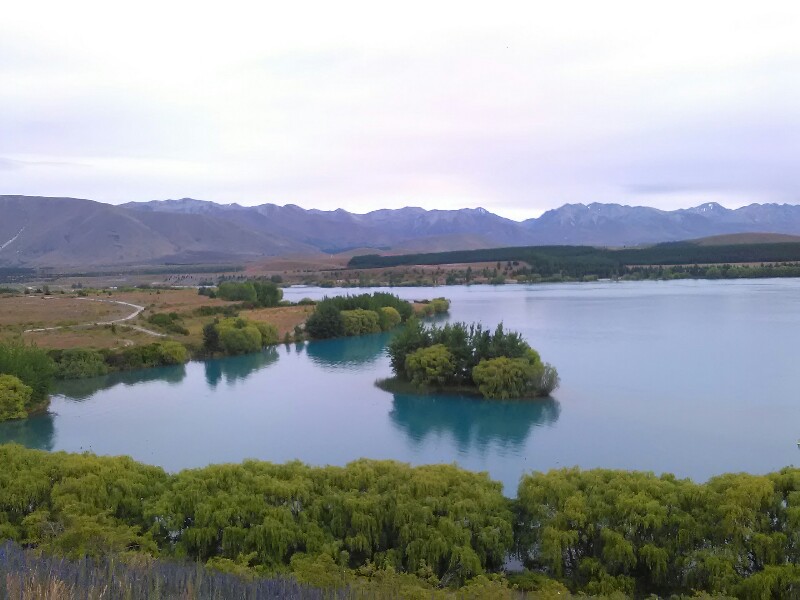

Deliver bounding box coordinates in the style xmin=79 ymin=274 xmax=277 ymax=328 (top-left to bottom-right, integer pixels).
xmin=2 ymin=279 xmax=798 ymax=493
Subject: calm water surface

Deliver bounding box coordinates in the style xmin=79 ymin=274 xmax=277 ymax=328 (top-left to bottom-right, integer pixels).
xmin=2 ymin=279 xmax=799 ymax=492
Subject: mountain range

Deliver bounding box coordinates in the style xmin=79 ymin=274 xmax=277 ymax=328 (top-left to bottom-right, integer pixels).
xmin=2 ymin=195 xmax=800 ymax=268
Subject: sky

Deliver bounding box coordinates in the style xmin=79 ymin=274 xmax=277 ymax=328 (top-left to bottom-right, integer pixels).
xmin=1 ymin=1 xmax=799 ymax=221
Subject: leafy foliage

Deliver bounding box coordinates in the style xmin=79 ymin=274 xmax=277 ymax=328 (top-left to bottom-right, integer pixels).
xmin=305 ymin=302 xmax=345 ymax=339
xmin=103 ymin=342 xmax=190 ymax=371
xmin=378 ymin=306 xmax=402 ymax=330
xmin=388 ymin=321 xmax=558 ymax=398
xmin=404 ymin=344 xmax=454 ymax=387
xmin=430 ymin=298 xmax=450 ymax=314
xmin=147 ymin=312 xmax=190 ymax=335
xmin=0 ymin=341 xmax=55 ymax=407
xmin=305 ymin=294 xmax=413 ymax=340
xmin=216 ymin=280 xmax=283 ymax=307
xmin=212 ymin=317 xmax=280 ymax=355
xmin=1 ymin=445 xmax=799 ymax=597
xmin=157 ymin=341 xmax=190 ymax=365
xmin=515 ymin=467 xmax=800 ymax=598
xmin=341 ymin=309 xmax=381 ymax=336
xmin=0 ymin=375 xmax=30 ymax=421
xmin=472 ymin=356 xmax=542 ymax=399
xmin=49 ymin=349 xmax=109 ymax=379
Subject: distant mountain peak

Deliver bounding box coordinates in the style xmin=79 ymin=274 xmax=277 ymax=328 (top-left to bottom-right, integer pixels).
xmin=684 ymin=201 xmax=728 ymax=214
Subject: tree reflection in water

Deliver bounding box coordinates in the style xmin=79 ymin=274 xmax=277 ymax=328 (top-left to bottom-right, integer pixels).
xmin=204 ymin=347 xmax=280 ymax=388
xmin=53 ymin=364 xmax=188 ymax=400
xmin=389 ymin=393 xmax=560 ymax=454
xmin=305 ymin=333 xmax=390 ymax=370
xmin=0 ymin=412 xmax=55 ymax=451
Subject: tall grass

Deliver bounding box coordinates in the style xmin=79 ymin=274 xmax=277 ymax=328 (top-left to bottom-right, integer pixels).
xmin=0 ymin=541 xmax=354 ymax=600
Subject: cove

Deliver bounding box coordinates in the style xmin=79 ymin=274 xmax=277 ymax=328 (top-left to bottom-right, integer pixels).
xmin=1 ymin=279 xmax=799 ymax=493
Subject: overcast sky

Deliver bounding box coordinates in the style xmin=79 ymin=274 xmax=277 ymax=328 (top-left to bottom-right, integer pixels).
xmin=1 ymin=1 xmax=799 ymax=220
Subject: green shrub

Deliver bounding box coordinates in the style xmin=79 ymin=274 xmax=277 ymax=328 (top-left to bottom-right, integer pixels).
xmin=147 ymin=313 xmax=190 ymax=335
xmin=51 ymin=349 xmax=109 ymax=379
xmin=157 ymin=341 xmax=190 ymax=365
xmin=404 ymin=344 xmax=455 ymax=388
xmin=417 ymin=304 xmax=435 ymax=317
xmin=216 ymin=280 xmax=283 ymax=307
xmin=219 ymin=326 xmax=262 ymax=355
xmin=379 ymin=306 xmax=402 ymax=330
xmin=472 ymin=356 xmax=541 ymax=399
xmin=217 ymin=281 xmax=257 ymax=303
xmin=202 ymin=321 xmax=221 ymax=353
xmin=536 ymin=364 xmax=560 ymax=396
xmin=430 ymin=297 xmax=450 ymax=314
xmin=0 ymin=341 xmax=54 ymax=407
xmin=196 ymin=305 xmax=240 ymax=317
xmin=306 ymin=293 xmax=414 ymax=339
xmin=105 ymin=342 xmax=189 ymax=371
xmin=341 ymin=309 xmax=381 ymax=336
xmin=0 ymin=374 xmax=31 ymax=421
xmin=305 ymin=303 xmax=345 ymax=339
xmin=255 ymin=322 xmax=280 ymax=345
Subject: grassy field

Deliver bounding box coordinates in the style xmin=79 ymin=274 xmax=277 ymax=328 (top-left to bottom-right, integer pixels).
xmin=0 ymin=289 xmax=311 ymax=351
xmin=0 ymin=295 xmax=132 ymax=330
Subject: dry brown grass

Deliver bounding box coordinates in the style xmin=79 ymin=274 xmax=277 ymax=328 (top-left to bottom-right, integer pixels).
xmin=4 ymin=574 xmax=75 ymax=600
xmin=21 ymin=324 xmax=155 ymax=350
xmin=1 ymin=288 xmax=314 ymax=350
xmin=0 ymin=295 xmax=132 ymax=329
xmin=244 ymin=254 xmax=352 ymax=274
xmin=107 ymin=288 xmax=230 ymax=311
xmin=241 ymin=305 xmax=313 ymax=336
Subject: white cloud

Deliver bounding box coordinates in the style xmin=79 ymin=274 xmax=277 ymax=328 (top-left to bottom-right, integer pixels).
xmin=1 ymin=0 xmax=799 ymax=218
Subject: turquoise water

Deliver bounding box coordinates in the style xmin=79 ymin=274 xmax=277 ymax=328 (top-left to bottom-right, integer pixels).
xmin=2 ymin=279 xmax=799 ymax=492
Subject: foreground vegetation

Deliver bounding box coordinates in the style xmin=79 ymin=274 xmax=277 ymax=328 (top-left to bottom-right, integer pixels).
xmin=0 ymin=540 xmax=333 ymax=600
xmin=0 ymin=342 xmax=55 ymax=420
xmin=385 ymin=321 xmax=558 ymax=399
xmin=0 ymin=444 xmax=798 ymax=598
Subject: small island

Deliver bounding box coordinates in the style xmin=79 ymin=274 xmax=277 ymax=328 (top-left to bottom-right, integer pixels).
xmin=380 ymin=320 xmax=559 ymax=399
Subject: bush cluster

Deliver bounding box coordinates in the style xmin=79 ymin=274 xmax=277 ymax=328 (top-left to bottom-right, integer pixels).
xmin=215 ymin=280 xmax=283 ymax=307
xmin=415 ymin=297 xmax=450 ymax=317
xmin=388 ymin=321 xmax=559 ymax=399
xmin=203 ymin=317 xmax=279 ymax=355
xmin=0 ymin=342 xmax=54 ymax=420
xmin=0 ymin=375 xmax=30 ymax=421
xmin=1 ymin=445 xmax=798 ymax=598
xmin=305 ymin=294 xmax=413 ymax=340
xmin=195 ymin=304 xmax=241 ymax=317
xmin=147 ymin=312 xmax=190 ymax=335
xmin=48 ymin=342 xmax=190 ymax=382
xmin=49 ymin=348 xmax=109 ymax=379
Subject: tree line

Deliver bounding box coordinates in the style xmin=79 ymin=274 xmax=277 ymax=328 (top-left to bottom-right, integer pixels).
xmin=347 ymin=242 xmax=800 ymax=280
xmin=0 ymin=444 xmax=797 ymax=598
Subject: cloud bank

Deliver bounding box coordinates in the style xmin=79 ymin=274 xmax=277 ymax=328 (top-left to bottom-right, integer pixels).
xmin=2 ymin=1 xmax=799 ymax=219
